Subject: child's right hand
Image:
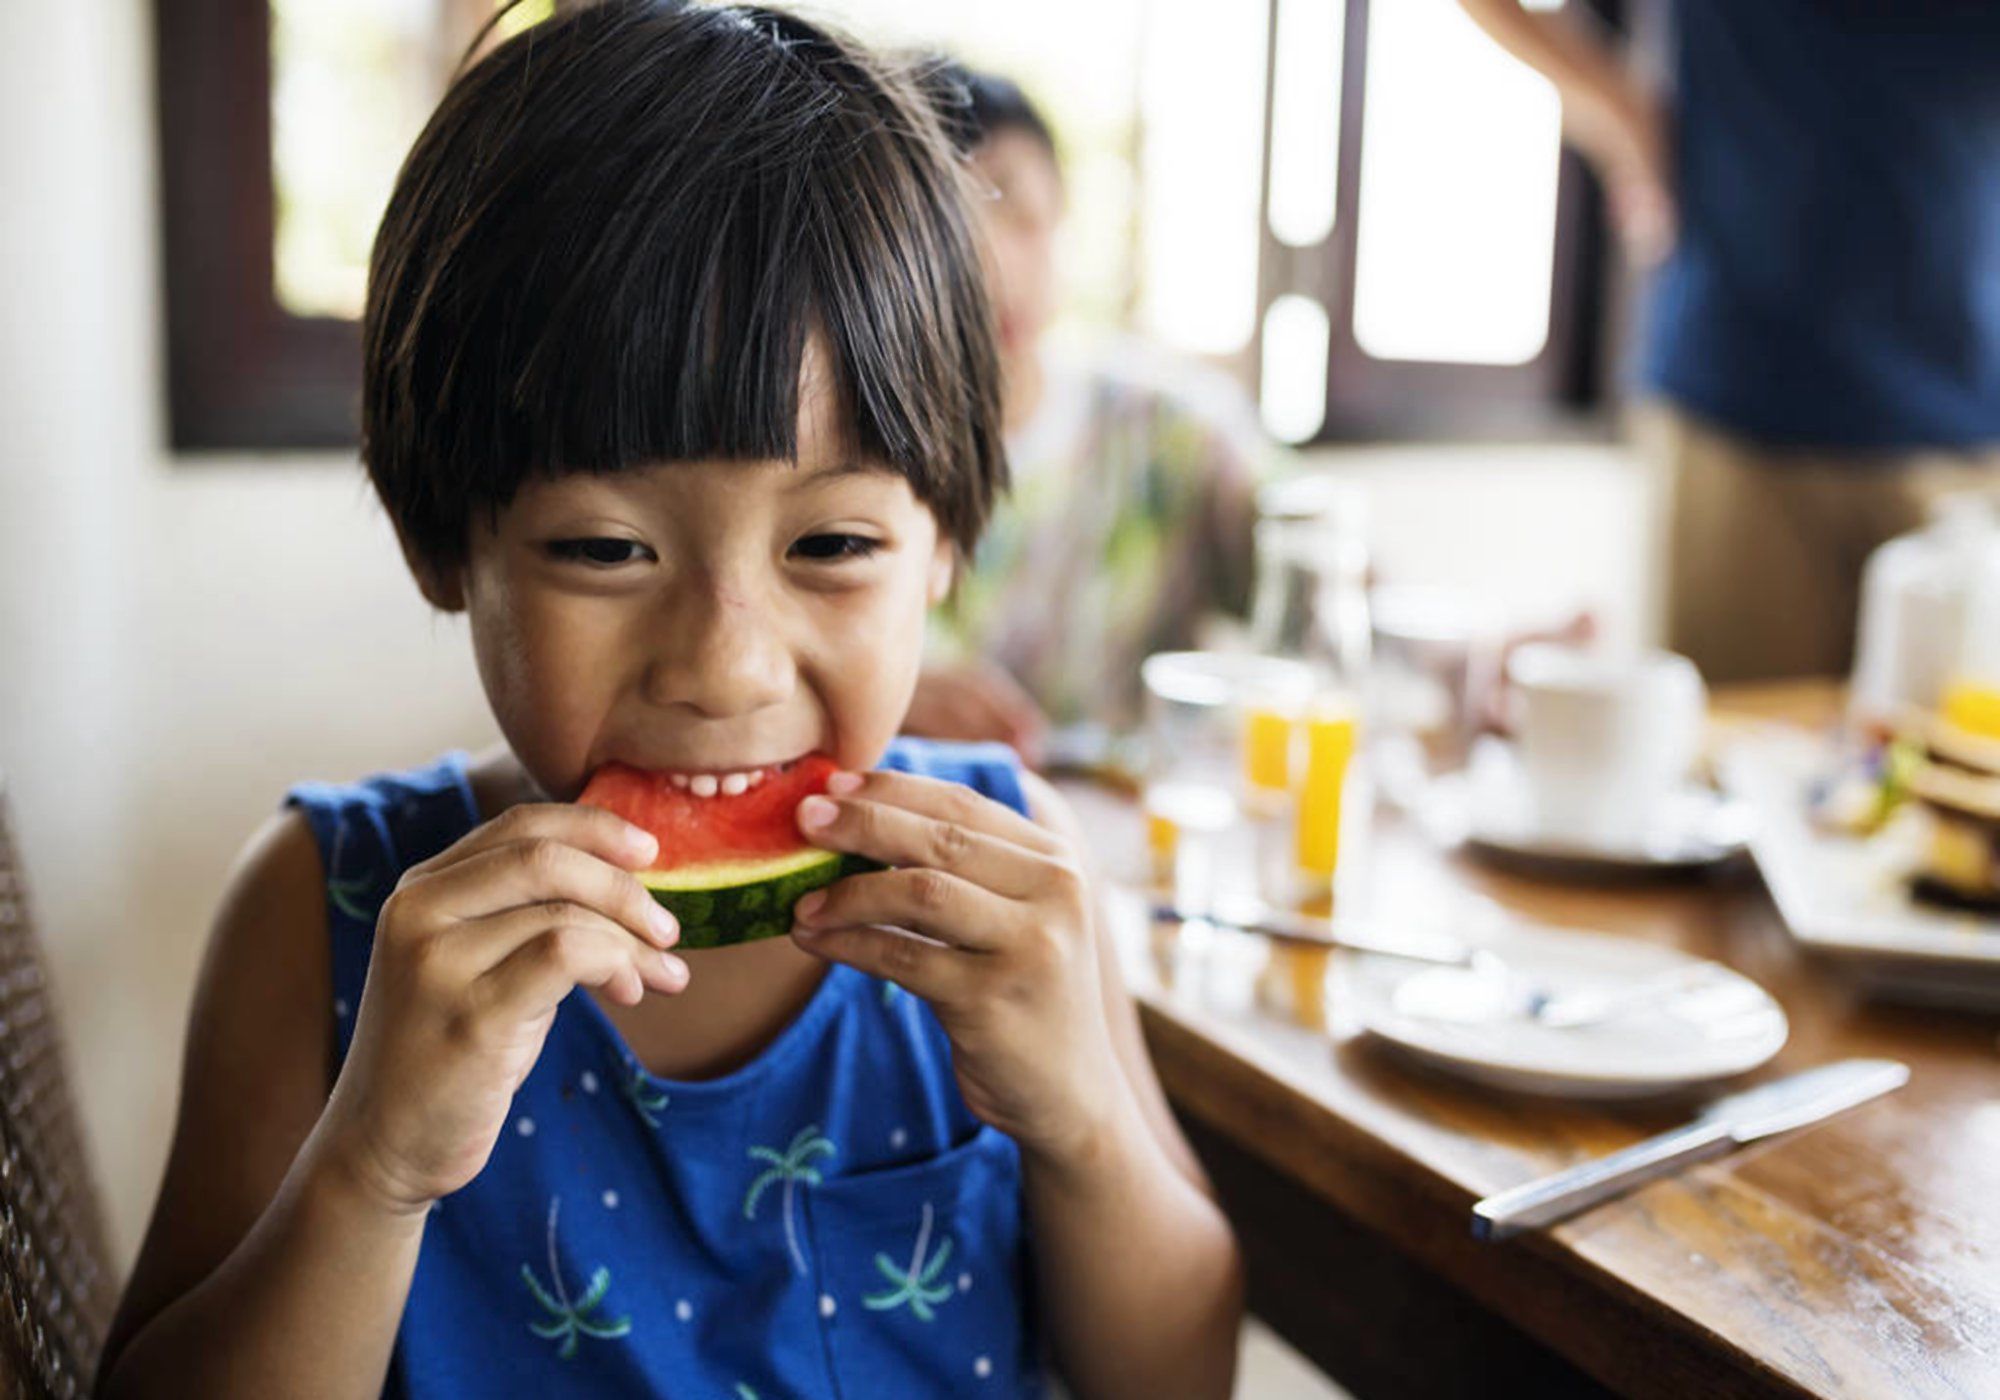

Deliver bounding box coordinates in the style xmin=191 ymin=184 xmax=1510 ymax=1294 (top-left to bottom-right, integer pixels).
xmin=314 ymin=804 xmax=685 ymax=1217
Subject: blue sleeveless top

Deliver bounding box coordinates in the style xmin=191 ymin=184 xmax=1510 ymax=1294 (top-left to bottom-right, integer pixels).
xmin=286 ymin=739 xmax=1046 ymax=1398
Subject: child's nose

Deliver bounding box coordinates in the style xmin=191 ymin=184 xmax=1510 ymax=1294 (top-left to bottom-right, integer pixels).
xmin=641 ymin=587 xmax=795 ymax=718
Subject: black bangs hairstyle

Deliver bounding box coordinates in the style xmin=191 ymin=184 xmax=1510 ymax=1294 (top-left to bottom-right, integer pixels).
xmin=362 ymin=0 xmax=1006 ymax=575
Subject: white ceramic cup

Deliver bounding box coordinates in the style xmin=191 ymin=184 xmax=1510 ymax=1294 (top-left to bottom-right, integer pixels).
xmin=1507 ymin=645 xmax=1706 ymax=847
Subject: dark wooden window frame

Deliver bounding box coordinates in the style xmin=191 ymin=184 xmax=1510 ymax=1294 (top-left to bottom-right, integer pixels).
xmin=156 ymin=0 xmax=361 ymax=452
xmin=156 ymin=0 xmax=1624 ymax=453
xmin=1253 ymin=0 xmax=1626 ymax=444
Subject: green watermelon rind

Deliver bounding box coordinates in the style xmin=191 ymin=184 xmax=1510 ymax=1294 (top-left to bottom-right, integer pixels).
xmin=639 ymin=851 xmax=881 ymax=950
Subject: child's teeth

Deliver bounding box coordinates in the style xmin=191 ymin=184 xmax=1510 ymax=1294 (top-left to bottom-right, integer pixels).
xmin=668 ymin=774 xmax=690 ymax=790
xmin=747 ymin=770 xmax=766 ymax=787
xmin=690 ymin=773 xmax=719 ymax=798
xmin=720 ymin=772 xmax=749 ymax=796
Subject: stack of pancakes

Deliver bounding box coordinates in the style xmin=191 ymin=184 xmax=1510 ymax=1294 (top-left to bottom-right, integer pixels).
xmin=1908 ymin=689 xmax=2000 ymax=914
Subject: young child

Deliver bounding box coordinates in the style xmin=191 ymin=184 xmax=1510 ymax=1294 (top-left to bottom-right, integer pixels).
xmin=96 ymin=5 xmax=1241 ymax=1397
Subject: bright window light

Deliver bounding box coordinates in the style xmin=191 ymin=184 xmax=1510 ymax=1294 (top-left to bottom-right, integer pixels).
xmin=826 ymin=0 xmax=1148 ymax=334
xmin=1137 ymin=0 xmax=1269 ymax=355
xmin=1259 ymin=293 xmax=1330 ymax=443
xmin=1351 ymin=0 xmax=1563 ymax=365
xmin=1266 ymin=0 xmax=1343 ymax=249
xmin=270 ymin=0 xmax=443 ymax=320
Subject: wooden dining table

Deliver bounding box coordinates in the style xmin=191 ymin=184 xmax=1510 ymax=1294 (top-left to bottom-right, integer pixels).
xmin=1062 ymin=681 xmax=1999 ymax=1400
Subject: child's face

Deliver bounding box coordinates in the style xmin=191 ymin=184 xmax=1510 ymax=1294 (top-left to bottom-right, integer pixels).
xmin=440 ymin=367 xmax=955 ymax=800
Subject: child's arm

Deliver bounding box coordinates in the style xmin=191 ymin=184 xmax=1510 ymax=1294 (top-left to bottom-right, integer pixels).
xmin=97 ymin=803 xmax=686 ymax=1398
xmin=788 ymin=770 xmax=1244 ymax=1400
xmin=95 ymin=812 xmax=424 ymax=1397
xmin=1011 ymin=770 xmax=1246 ymax=1400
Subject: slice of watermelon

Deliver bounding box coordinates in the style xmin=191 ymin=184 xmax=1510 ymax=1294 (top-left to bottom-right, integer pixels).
xmin=578 ymin=755 xmax=870 ymax=949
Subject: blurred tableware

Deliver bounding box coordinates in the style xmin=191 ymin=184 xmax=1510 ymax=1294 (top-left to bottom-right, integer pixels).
xmin=1343 ymin=921 xmax=1788 ymax=1099
xmin=1508 ymin=644 xmax=1706 ymax=848
xmin=1470 ymin=1059 xmax=1910 ymax=1242
xmin=1146 ymin=891 xmax=1731 ymax=1030
xmin=1037 ymin=721 xmax=1146 ymax=793
xmin=1290 ymin=698 xmax=1359 ymax=900
xmin=1850 ymin=492 xmax=1999 ymax=730
xmin=1367 ymin=585 xmax=1503 ymax=804
xmin=1423 ymin=736 xmax=1751 ymax=876
xmin=1250 ymin=474 xmax=1371 ymax=686
xmin=1142 ymin=891 xmax=1474 ymax=964
xmin=1716 ymin=726 xmax=2000 ymax=1009
xmin=1407 ymin=959 xmax=1742 ymax=1032
xmin=1139 ymin=651 xmax=1315 ymax=904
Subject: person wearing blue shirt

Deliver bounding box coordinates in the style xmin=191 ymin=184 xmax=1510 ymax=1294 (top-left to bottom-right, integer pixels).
xmin=1461 ymin=0 xmax=2000 ymax=682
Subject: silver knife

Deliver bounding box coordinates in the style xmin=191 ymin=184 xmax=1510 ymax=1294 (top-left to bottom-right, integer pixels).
xmin=1471 ymin=1058 xmax=1910 ymax=1241
xmin=1144 ymin=893 xmax=1475 ymax=967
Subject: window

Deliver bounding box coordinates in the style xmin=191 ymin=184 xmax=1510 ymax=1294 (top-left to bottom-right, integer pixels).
xmin=1252 ymin=0 xmax=1624 ymax=443
xmin=155 ymin=0 xmax=513 ymax=450
xmin=883 ymin=0 xmax=1621 ymax=443
xmin=155 ymin=0 xmax=1618 ymax=452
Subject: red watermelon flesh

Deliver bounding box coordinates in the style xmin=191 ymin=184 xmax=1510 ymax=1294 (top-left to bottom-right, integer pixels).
xmin=579 ymin=754 xmax=842 ymax=868
xmin=577 ymin=755 xmax=865 ymax=949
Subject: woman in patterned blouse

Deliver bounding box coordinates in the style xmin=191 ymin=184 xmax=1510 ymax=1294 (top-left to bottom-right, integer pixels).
xmin=906 ymin=62 xmax=1272 ymax=755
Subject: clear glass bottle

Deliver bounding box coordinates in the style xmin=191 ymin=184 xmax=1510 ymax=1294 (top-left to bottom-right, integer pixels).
xmin=1250 ymin=475 xmax=1372 ymax=687
xmin=1246 ymin=476 xmax=1371 ymax=909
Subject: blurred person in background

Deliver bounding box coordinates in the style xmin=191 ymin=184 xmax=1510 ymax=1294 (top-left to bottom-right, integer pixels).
xmin=1459 ymin=0 xmax=2000 ymax=683
xmin=902 ymin=61 xmax=1272 ymax=755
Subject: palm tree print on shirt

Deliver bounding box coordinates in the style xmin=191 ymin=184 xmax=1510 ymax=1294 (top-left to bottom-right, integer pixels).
xmin=325 ymin=817 xmax=380 ymax=922
xmin=520 ymin=1197 xmax=633 ymax=1359
xmin=743 ymin=1124 xmax=836 ymax=1276
xmin=621 ymin=1062 xmax=669 ymax=1128
xmin=862 ymin=1201 xmax=956 ymax=1322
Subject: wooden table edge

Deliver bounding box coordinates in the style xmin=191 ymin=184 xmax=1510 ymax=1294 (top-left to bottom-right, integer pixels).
xmin=1137 ymin=994 xmax=1816 ymax=1400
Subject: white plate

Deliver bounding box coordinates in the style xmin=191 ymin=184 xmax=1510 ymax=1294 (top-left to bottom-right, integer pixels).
xmin=1342 ymin=922 xmax=1788 ymax=1099
xmin=1422 ymin=739 xmax=1752 ymax=874
xmin=1716 ymin=727 xmax=2000 ymax=1010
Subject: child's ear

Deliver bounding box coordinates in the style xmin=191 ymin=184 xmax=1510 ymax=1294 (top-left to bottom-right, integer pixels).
xmin=926 ymin=536 xmax=957 ymax=606
xmin=395 ymin=529 xmax=468 ymax=613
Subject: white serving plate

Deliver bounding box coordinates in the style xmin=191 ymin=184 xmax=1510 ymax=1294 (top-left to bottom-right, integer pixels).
xmin=1715 ymin=726 xmax=2000 ymax=1010
xmin=1340 ymin=920 xmax=1788 ymax=1099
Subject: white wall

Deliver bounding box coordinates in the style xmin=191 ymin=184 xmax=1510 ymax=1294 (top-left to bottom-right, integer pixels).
xmin=0 ymin=2 xmax=1661 ymax=1277
xmin=1307 ymin=439 xmax=1667 ymax=650
xmin=1 ymin=1 xmax=496 ymax=1269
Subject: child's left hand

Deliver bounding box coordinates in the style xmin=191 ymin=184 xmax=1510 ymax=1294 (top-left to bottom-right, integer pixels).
xmin=790 ymin=770 xmax=1118 ymax=1166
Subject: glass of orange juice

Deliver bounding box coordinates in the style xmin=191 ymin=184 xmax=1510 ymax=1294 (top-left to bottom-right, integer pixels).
xmin=1293 ymin=696 xmax=1360 ymax=902
xmin=1140 ymin=652 xmax=1314 ymax=907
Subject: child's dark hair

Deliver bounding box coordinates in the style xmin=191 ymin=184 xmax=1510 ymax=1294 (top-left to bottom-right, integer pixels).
xmin=363 ymin=1 xmax=1006 ymax=574
xmin=921 ymin=58 xmax=1057 ymax=161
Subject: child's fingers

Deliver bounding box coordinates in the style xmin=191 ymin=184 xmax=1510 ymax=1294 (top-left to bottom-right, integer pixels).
xmin=811 ymin=769 xmax=1064 ymax=854
xmin=792 ymin=868 xmax=1012 ymax=953
xmin=456 ymin=901 xmax=687 ymax=985
xmin=406 ymin=802 xmax=660 ymax=880
xmin=403 ymin=839 xmax=679 ymax=950
xmin=790 ymin=922 xmax=972 ymax=1008
xmin=477 ymin=920 xmax=690 ymax=1019
xmin=796 ymin=793 xmax=1064 ymax=901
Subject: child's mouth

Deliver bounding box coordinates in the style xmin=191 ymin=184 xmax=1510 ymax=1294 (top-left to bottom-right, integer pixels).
xmin=640 ymin=755 xmax=811 ymax=799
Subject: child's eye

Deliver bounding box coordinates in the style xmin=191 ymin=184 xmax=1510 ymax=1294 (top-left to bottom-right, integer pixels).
xmin=546 ymin=537 xmax=653 ymax=567
xmin=790 ymin=533 xmax=883 ymax=563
